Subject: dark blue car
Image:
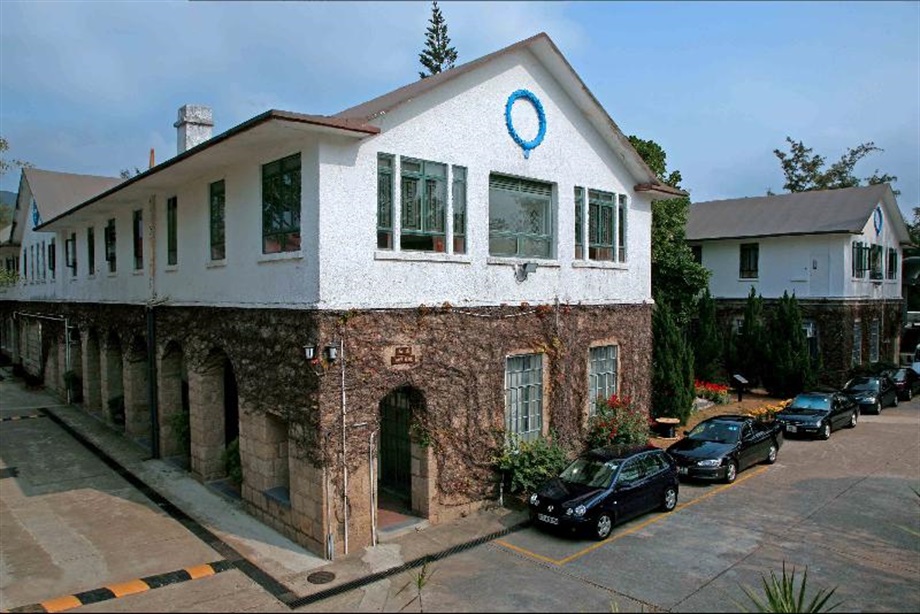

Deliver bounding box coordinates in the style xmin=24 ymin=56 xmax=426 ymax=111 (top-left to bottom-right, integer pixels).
xmin=528 ymin=444 xmax=679 ymax=540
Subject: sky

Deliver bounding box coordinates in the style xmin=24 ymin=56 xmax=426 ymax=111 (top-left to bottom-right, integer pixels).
xmin=1 ymin=1 xmax=918 ymax=217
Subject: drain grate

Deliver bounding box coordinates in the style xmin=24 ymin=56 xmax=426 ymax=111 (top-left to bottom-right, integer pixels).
xmin=307 ymin=571 xmax=336 ymax=584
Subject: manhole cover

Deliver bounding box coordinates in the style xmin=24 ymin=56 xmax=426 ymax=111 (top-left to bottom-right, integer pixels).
xmin=307 ymin=571 xmax=336 ymax=584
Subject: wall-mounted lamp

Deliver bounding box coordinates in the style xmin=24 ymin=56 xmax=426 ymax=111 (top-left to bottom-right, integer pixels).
xmin=325 ymin=345 xmax=338 ymax=361
xmin=303 ymin=345 xmax=316 ymax=361
xmin=514 ymin=262 xmax=538 ymax=283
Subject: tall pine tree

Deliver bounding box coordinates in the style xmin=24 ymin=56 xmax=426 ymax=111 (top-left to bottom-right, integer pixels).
xmin=419 ymin=1 xmax=458 ymax=79
xmin=734 ymin=287 xmax=768 ymax=386
xmin=652 ymin=302 xmax=695 ymax=424
xmin=762 ymin=291 xmax=815 ymax=398
xmin=692 ymin=288 xmax=723 ymax=383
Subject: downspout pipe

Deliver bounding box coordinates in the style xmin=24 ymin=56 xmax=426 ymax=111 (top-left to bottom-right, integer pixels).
xmin=146 ymin=194 xmax=160 ymax=459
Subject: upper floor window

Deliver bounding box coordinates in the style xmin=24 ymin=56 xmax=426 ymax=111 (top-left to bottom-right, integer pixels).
xmin=167 ymin=197 xmax=178 ymax=265
xmin=489 ymin=174 xmax=553 ymax=259
xmin=574 ymin=187 xmax=584 ymax=259
xmin=47 ymin=239 xmax=55 ymax=279
xmin=210 ymin=180 xmax=226 ymax=261
xmin=869 ymin=244 xmax=884 ymax=280
xmin=133 ymin=209 xmax=144 ymax=270
xmin=87 ymin=227 xmax=95 ymax=276
xmin=262 ymin=153 xmax=301 ymax=254
xmin=588 ymin=189 xmax=617 ymax=262
xmin=739 ymin=243 xmax=759 ymax=279
xmin=377 ymin=154 xmax=394 ymax=250
xmin=887 ymin=248 xmax=898 ymax=280
xmin=505 ymin=353 xmax=544 ymax=442
xmin=40 ymin=241 xmax=46 ymax=279
xmin=452 ymin=165 xmax=467 ymax=254
xmin=691 ymin=245 xmax=702 ymax=264
xmin=401 ymin=157 xmax=447 ymax=252
xmin=618 ymin=194 xmax=628 ymax=262
xmin=104 ymin=218 xmax=117 ymax=273
xmin=65 ymin=233 xmax=77 ymax=276
xmin=852 ymin=241 xmax=869 ymax=278
xmin=588 ymin=345 xmax=618 ymax=416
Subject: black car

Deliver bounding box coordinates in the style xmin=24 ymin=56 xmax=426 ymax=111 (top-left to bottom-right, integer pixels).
xmin=666 ymin=415 xmax=782 ymax=484
xmin=842 ymin=375 xmax=898 ymax=414
xmin=774 ymin=391 xmax=858 ymax=440
xmin=887 ymin=367 xmax=920 ymax=401
xmin=528 ymin=444 xmax=678 ymax=540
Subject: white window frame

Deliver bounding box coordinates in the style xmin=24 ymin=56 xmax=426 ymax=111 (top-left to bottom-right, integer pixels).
xmin=505 ymin=353 xmax=544 ymax=442
xmin=588 ymin=345 xmax=618 ymax=416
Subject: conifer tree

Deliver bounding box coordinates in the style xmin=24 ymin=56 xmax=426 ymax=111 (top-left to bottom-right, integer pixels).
xmin=419 ymin=1 xmax=458 ymax=79
xmin=692 ymin=288 xmax=724 ymax=383
xmin=735 ymin=287 xmax=768 ymax=386
xmin=652 ymin=302 xmax=695 ymax=424
xmin=762 ymin=292 xmax=815 ymax=398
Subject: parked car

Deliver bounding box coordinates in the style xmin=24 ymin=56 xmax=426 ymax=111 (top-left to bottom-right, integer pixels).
xmin=666 ymin=415 xmax=782 ymax=484
xmin=774 ymin=391 xmax=858 ymax=440
xmin=887 ymin=367 xmax=920 ymax=401
xmin=528 ymin=444 xmax=678 ymax=540
xmin=842 ymin=375 xmax=898 ymax=414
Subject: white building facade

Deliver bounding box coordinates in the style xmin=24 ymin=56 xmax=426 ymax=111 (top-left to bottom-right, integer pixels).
xmin=0 ymin=33 xmax=679 ymax=558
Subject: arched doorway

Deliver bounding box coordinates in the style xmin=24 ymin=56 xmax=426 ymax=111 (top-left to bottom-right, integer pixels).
xmin=190 ymin=348 xmax=240 ymax=482
xmin=377 ymin=386 xmax=427 ymax=521
xmin=159 ymin=341 xmax=190 ymax=464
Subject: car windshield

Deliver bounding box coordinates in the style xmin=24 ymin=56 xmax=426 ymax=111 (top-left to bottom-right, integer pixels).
xmin=686 ymin=420 xmax=741 ymax=444
xmin=559 ymin=457 xmax=620 ymax=489
xmin=789 ymin=395 xmax=831 ymax=411
xmin=892 ymin=370 xmax=909 ymax=383
xmin=846 ymin=378 xmax=878 ymax=392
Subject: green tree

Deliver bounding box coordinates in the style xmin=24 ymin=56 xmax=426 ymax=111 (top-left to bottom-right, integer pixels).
xmin=628 ymin=135 xmax=709 ymax=326
xmin=762 ymin=291 xmax=815 ymax=398
xmin=772 ymin=137 xmax=899 ymax=195
xmin=652 ymin=302 xmax=695 ymax=424
xmin=1 ymin=136 xmax=32 ymax=226
xmin=418 ymin=1 xmax=458 ymax=79
xmin=692 ymin=287 xmax=724 ymax=383
xmin=734 ymin=287 xmax=768 ymax=386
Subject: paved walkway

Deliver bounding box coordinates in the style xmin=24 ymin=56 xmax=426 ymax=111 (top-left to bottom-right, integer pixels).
xmin=0 ymin=367 xmax=527 ymax=612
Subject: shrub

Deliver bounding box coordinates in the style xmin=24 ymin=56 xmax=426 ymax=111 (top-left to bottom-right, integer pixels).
xmin=746 ymin=400 xmax=792 ymax=423
xmin=167 ymin=409 xmax=191 ymax=457
xmin=739 ymin=562 xmax=842 ymax=613
xmin=652 ymin=302 xmax=695 ymax=423
xmin=586 ymin=395 xmax=651 ymax=449
xmin=493 ymin=433 xmax=569 ymax=495
xmin=695 ymin=379 xmax=730 ymax=404
xmin=223 ymin=437 xmax=242 ymax=486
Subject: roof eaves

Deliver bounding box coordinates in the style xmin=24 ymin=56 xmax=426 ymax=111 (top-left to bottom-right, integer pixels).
xmin=37 ymin=110 xmax=378 ymax=231
xmin=635 ymin=183 xmax=688 ymax=198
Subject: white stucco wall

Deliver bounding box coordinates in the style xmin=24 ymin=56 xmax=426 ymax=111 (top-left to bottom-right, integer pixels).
xmin=700 ymin=228 xmax=901 ymax=300
xmin=6 ymin=47 xmax=653 ymax=310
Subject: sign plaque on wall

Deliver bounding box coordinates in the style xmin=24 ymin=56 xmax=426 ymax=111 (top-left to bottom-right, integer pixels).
xmin=385 ymin=345 xmax=421 ymax=370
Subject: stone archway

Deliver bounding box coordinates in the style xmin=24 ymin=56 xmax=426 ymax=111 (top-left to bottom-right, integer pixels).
xmin=82 ymin=329 xmax=102 ymax=415
xmin=376 ymin=386 xmax=432 ymax=522
xmin=123 ymin=335 xmax=150 ymax=442
xmin=101 ymin=331 xmax=124 ymax=431
xmin=189 ymin=348 xmax=239 ymax=481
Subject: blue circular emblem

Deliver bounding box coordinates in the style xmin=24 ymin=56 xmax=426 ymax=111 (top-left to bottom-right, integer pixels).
xmin=505 ymin=89 xmax=546 ymax=159
xmin=873 ymin=206 xmax=883 ymax=235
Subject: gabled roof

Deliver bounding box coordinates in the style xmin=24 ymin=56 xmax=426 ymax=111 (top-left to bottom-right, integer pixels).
xmin=337 ymin=32 xmax=682 ymax=198
xmin=24 ymin=168 xmax=121 ymax=222
xmin=686 ymin=184 xmax=908 ymax=243
xmin=0 ymin=224 xmax=12 ymax=244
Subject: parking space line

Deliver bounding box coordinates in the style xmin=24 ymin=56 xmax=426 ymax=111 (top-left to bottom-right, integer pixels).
xmin=7 ymin=560 xmax=232 ymax=613
xmin=495 ymin=466 xmax=770 ymax=567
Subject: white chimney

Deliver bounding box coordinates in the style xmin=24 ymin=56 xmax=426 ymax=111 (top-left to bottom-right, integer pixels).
xmin=174 ymin=105 xmax=214 ymax=154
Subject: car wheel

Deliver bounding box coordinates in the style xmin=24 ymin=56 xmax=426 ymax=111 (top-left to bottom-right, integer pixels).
xmin=593 ymin=513 xmax=614 ymax=540
xmin=875 ymin=401 xmax=882 ymax=415
xmin=847 ymin=409 xmax=859 ymax=428
xmin=661 ymin=486 xmax=678 ymax=512
xmin=892 ymin=394 xmax=899 ymax=408
xmin=724 ymin=460 xmax=737 ymax=484
xmin=820 ymin=423 xmax=831 ymax=440
xmin=907 ymin=388 xmax=913 ymax=401
xmin=765 ymin=444 xmax=778 ymax=464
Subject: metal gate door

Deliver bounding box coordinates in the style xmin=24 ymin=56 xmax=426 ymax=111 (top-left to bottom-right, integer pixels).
xmin=379 ymin=388 xmax=411 ymax=502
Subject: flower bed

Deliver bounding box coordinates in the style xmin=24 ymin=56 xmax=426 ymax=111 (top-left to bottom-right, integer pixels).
xmin=745 ymin=399 xmax=792 ymax=422
xmin=694 ymin=379 xmax=730 ymax=404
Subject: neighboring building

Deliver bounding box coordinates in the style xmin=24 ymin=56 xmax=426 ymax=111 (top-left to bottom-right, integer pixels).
xmin=0 ymin=32 xmax=681 ymax=558
xmin=0 ymin=168 xmax=120 ymax=374
xmin=687 ymin=184 xmax=910 ymax=385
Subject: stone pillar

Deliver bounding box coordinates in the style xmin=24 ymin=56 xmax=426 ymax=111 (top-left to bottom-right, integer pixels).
xmin=44 ymin=336 xmax=60 ymax=394
xmin=290 ymin=454 xmax=329 ymax=557
xmin=82 ymin=335 xmax=102 ymax=415
xmin=68 ymin=333 xmax=83 ymax=403
xmin=411 ymin=441 xmax=436 ymax=519
xmin=188 ymin=366 xmax=226 ymax=480
xmin=157 ymin=349 xmax=186 ymax=458
xmin=123 ymin=353 xmax=150 ymax=441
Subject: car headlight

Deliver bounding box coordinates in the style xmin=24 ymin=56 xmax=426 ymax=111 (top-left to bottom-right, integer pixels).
xmin=696 ymin=459 xmax=722 ymax=467
xmin=574 ymin=505 xmax=586 ymax=517
xmin=529 ymin=493 xmax=539 ymax=505
xmin=864 ymin=396 xmax=877 ymax=404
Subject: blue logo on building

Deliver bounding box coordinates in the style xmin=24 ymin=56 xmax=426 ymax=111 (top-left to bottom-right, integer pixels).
xmin=505 ymin=89 xmax=546 ymax=159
